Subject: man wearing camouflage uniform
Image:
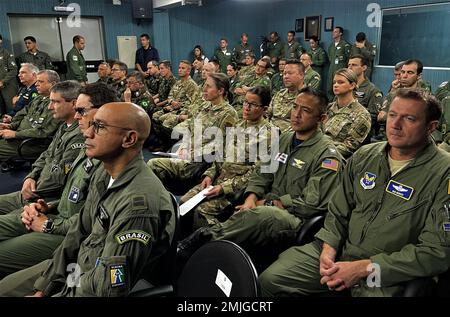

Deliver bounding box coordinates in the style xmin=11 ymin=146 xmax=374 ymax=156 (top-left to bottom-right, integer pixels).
xmin=180 ymin=87 xmax=275 ymax=229
xmin=0 ymin=80 xmax=84 ymax=215
xmin=0 ymin=35 xmax=18 ymax=114
xmin=300 ymin=53 xmax=321 ymax=89
xmin=327 ymin=27 xmax=351 ymax=100
xmin=260 ymin=89 xmax=450 ymax=297
xmin=110 ymin=61 xmax=128 ymax=101
xmin=122 ymin=72 xmax=153 ymax=113
xmin=178 ymin=87 xmax=344 ymax=260
xmin=0 ymin=70 xmax=61 ymax=161
xmin=268 ymin=60 xmax=305 ymax=133
xmin=153 ymin=60 xmax=177 ymax=109
xmin=435 ymin=80 xmax=450 ymax=101
xmin=238 ymin=53 xmax=256 ymax=82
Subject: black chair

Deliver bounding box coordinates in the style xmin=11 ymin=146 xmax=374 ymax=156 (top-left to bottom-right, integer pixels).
xmin=296 ymin=214 xmax=326 ymax=245
xmin=176 ymin=240 xmax=260 ymax=297
xmin=129 ymin=192 xmax=180 ymax=297
xmin=1 ymin=137 xmax=52 ymax=172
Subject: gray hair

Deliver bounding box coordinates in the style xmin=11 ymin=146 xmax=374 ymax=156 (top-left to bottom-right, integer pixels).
xmin=20 ymin=63 xmax=39 ymax=75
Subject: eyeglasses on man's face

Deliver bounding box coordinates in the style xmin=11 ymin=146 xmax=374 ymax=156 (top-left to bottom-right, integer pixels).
xmin=243 ymin=100 xmax=263 ymax=109
xmin=75 ymin=107 xmax=94 ymax=117
xmin=88 ymin=120 xmax=132 ymax=134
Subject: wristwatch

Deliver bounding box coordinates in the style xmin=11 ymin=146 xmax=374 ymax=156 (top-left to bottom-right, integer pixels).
xmin=264 ymin=199 xmax=274 ymax=206
xmin=42 ymin=218 xmax=55 ymax=233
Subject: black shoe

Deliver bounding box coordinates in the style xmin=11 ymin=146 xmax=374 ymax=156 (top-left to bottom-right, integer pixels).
xmin=176 ymin=227 xmax=212 ymax=266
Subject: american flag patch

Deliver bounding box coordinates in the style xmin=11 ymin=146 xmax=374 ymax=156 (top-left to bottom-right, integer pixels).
xmin=321 ymin=158 xmax=339 ymax=171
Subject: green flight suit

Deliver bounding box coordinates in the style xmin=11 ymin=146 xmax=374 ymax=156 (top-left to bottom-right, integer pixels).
xmin=0 ymin=150 xmax=100 ymax=278
xmin=0 ymin=95 xmax=60 ymax=160
xmin=65 ymin=46 xmax=87 ymax=83
xmin=323 ymin=99 xmax=371 ymax=158
xmin=303 ymin=67 xmax=321 ymax=89
xmin=354 ymin=79 xmax=383 ymax=138
xmin=180 ymin=118 xmax=274 ymax=229
xmin=112 ymin=79 xmax=127 ymax=101
xmin=284 ymin=41 xmax=304 ymax=60
xmin=267 ymin=39 xmax=284 ymax=65
xmin=33 ymin=156 xmax=175 ymax=297
xmin=350 ymin=41 xmax=376 ymax=80
xmin=260 ymin=141 xmax=450 ymax=297
xmin=307 ymin=47 xmax=327 ymax=75
xmin=213 ymin=48 xmax=233 ymax=74
xmin=0 ymin=122 xmax=84 ymax=215
xmin=435 ymin=80 xmax=450 ymax=101
xmin=271 ymin=73 xmax=284 ymax=94
xmin=327 ymin=40 xmax=351 ymax=99
xmin=268 ymin=87 xmax=299 ymax=133
xmin=17 ymin=50 xmax=53 ymax=70
xmin=205 ymin=130 xmax=343 ymax=254
xmin=0 ymin=47 xmax=18 ymax=113
xmin=233 ymin=43 xmax=254 ymax=65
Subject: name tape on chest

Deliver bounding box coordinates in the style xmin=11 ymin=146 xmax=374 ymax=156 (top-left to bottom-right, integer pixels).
xmin=385 ymin=180 xmax=414 ymax=200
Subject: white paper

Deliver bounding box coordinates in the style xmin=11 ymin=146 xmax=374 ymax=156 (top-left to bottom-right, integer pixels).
xmin=215 ymin=269 xmax=232 ymax=297
xmin=151 ymin=152 xmax=179 ymax=158
xmin=179 ymin=186 xmax=213 ymax=216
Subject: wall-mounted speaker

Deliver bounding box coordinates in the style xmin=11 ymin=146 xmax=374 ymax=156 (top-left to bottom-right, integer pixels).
xmin=132 ymin=0 xmax=153 ymax=20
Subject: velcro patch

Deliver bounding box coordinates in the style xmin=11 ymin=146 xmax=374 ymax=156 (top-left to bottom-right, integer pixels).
xmin=115 ymin=230 xmax=151 ymax=245
xmin=386 ymin=180 xmax=414 ymax=200
xmin=321 ymin=158 xmax=339 ymax=171
xmin=132 ymin=195 xmax=146 ymax=209
xmin=110 ymin=265 xmax=126 ymax=288
xmin=72 ymin=55 xmax=78 ymax=61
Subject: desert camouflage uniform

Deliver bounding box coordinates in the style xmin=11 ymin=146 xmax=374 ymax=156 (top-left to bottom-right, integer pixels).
xmin=268 ymin=88 xmax=300 ymax=133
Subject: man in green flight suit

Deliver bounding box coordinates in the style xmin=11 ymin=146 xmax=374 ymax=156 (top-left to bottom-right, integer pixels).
xmin=0 ymin=82 xmax=116 ymax=281
xmin=66 ymin=35 xmax=87 ymax=84
xmin=17 ymin=36 xmax=53 ymax=71
xmin=178 ymin=87 xmax=344 ymax=261
xmin=327 ymin=27 xmax=351 ymax=100
xmin=260 ymin=88 xmax=450 ymax=297
xmin=0 ymin=34 xmax=18 ymax=115
xmin=27 ymin=102 xmax=175 ymax=297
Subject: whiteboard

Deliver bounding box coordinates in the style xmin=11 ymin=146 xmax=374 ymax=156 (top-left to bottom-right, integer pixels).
xmin=117 ymin=36 xmax=137 ymax=70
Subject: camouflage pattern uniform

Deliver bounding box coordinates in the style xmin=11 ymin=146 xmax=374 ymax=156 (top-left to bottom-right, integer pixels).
xmin=180 ymin=117 xmax=274 ymax=228
xmin=17 ymin=50 xmax=53 ymax=71
xmin=327 ymin=40 xmax=351 ymax=99
xmin=355 ymin=79 xmax=383 ymax=138
xmin=271 ymin=73 xmax=284 ymax=94
xmin=0 ymin=47 xmax=18 ymax=114
xmin=0 ymin=95 xmax=60 ymax=160
xmin=350 ymin=41 xmax=376 ymax=79
xmin=112 ymin=79 xmax=127 ymax=101
xmin=157 ymin=75 xmax=177 ymax=104
xmin=128 ymin=88 xmax=153 ymax=113
xmin=148 ymin=100 xmax=238 ymax=190
xmin=238 ymin=65 xmax=255 ymax=82
xmin=268 ymin=87 xmax=301 ymax=133
xmin=323 ymin=99 xmax=371 ymax=158
xmin=284 ymin=41 xmax=304 ymax=60
xmin=153 ymin=77 xmax=199 ymax=130
xmin=233 ymin=74 xmax=271 ymax=116
xmin=439 ymin=133 xmax=450 ymax=153
xmin=303 ymin=67 xmax=321 ymax=89
xmin=145 ymin=74 xmax=163 ymax=96
xmin=435 ymin=80 xmax=450 ymax=101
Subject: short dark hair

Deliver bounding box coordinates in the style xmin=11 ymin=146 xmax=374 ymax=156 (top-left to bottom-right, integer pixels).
xmin=140 ymin=33 xmax=150 ymax=40
xmin=73 ymin=35 xmax=84 ymax=44
xmin=247 ymin=86 xmax=271 ymax=108
xmin=285 ymin=59 xmax=305 ymax=74
xmin=24 ymin=36 xmax=36 ymax=43
xmin=159 ymin=60 xmax=172 ymax=70
xmin=208 ymin=73 xmax=230 ymax=100
xmin=356 ymin=32 xmax=366 ymax=42
xmin=298 ymin=87 xmax=329 ymax=115
xmin=50 ymin=80 xmax=81 ymax=101
xmin=403 ymin=59 xmax=423 ymax=75
xmin=349 ymin=54 xmax=368 ymax=66
xmin=335 ymin=26 xmax=344 ymax=34
xmin=79 ymin=82 xmax=118 ymax=108
xmin=309 ymin=36 xmax=319 ymax=43
xmin=180 ymin=60 xmax=191 ymax=67
xmin=394 ymin=88 xmax=442 ymax=123
xmin=113 ymin=61 xmax=128 ymax=74
xmin=288 ymin=30 xmax=296 ymax=37
xmin=127 ymin=72 xmax=144 ymax=83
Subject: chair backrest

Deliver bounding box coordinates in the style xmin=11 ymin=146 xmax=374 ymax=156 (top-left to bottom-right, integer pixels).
xmin=296 ymin=214 xmax=326 ymax=245
xmin=176 ymin=240 xmax=260 ymax=297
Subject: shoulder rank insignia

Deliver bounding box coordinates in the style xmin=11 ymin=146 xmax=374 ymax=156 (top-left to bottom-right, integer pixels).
xmin=115 ymin=230 xmax=151 ymax=245
xmin=360 ymin=172 xmax=376 ymax=190
xmin=321 ymin=158 xmax=339 ymax=171
xmin=110 ymin=265 xmax=126 ymax=288
xmin=386 ymin=180 xmax=414 ymax=200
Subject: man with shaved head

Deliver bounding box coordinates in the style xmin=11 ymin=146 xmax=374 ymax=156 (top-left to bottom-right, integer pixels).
xmin=26 ymin=102 xmax=175 ymax=297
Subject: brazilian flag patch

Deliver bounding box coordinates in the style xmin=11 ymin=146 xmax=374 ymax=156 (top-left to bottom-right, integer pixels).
xmin=115 ymin=230 xmax=151 ymax=245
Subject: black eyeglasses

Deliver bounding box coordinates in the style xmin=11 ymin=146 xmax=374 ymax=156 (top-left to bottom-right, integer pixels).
xmin=75 ymin=107 xmax=94 ymax=117
xmin=88 ymin=120 xmax=132 ymax=134
xmin=243 ymin=100 xmax=263 ymax=109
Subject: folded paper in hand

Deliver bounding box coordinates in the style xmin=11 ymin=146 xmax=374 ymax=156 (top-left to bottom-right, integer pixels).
xmin=179 ymin=186 xmax=214 ymax=216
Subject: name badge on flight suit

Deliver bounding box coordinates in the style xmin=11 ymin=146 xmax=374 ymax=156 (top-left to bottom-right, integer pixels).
xmin=83 ymin=158 xmax=93 ymax=173
xmin=360 ymin=172 xmax=376 ymax=190
xmin=97 ymin=205 xmax=110 ymax=229
xmin=385 ymin=180 xmax=414 ymax=200
xmin=68 ymin=186 xmax=80 ymax=203
xmin=275 ymin=152 xmax=288 ymax=164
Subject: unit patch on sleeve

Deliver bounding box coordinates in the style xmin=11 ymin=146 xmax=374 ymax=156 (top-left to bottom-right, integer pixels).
xmin=115 ymin=230 xmax=151 ymax=245
xmin=321 ymin=158 xmax=339 ymax=171
xmin=110 ymin=264 xmax=126 ymax=288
